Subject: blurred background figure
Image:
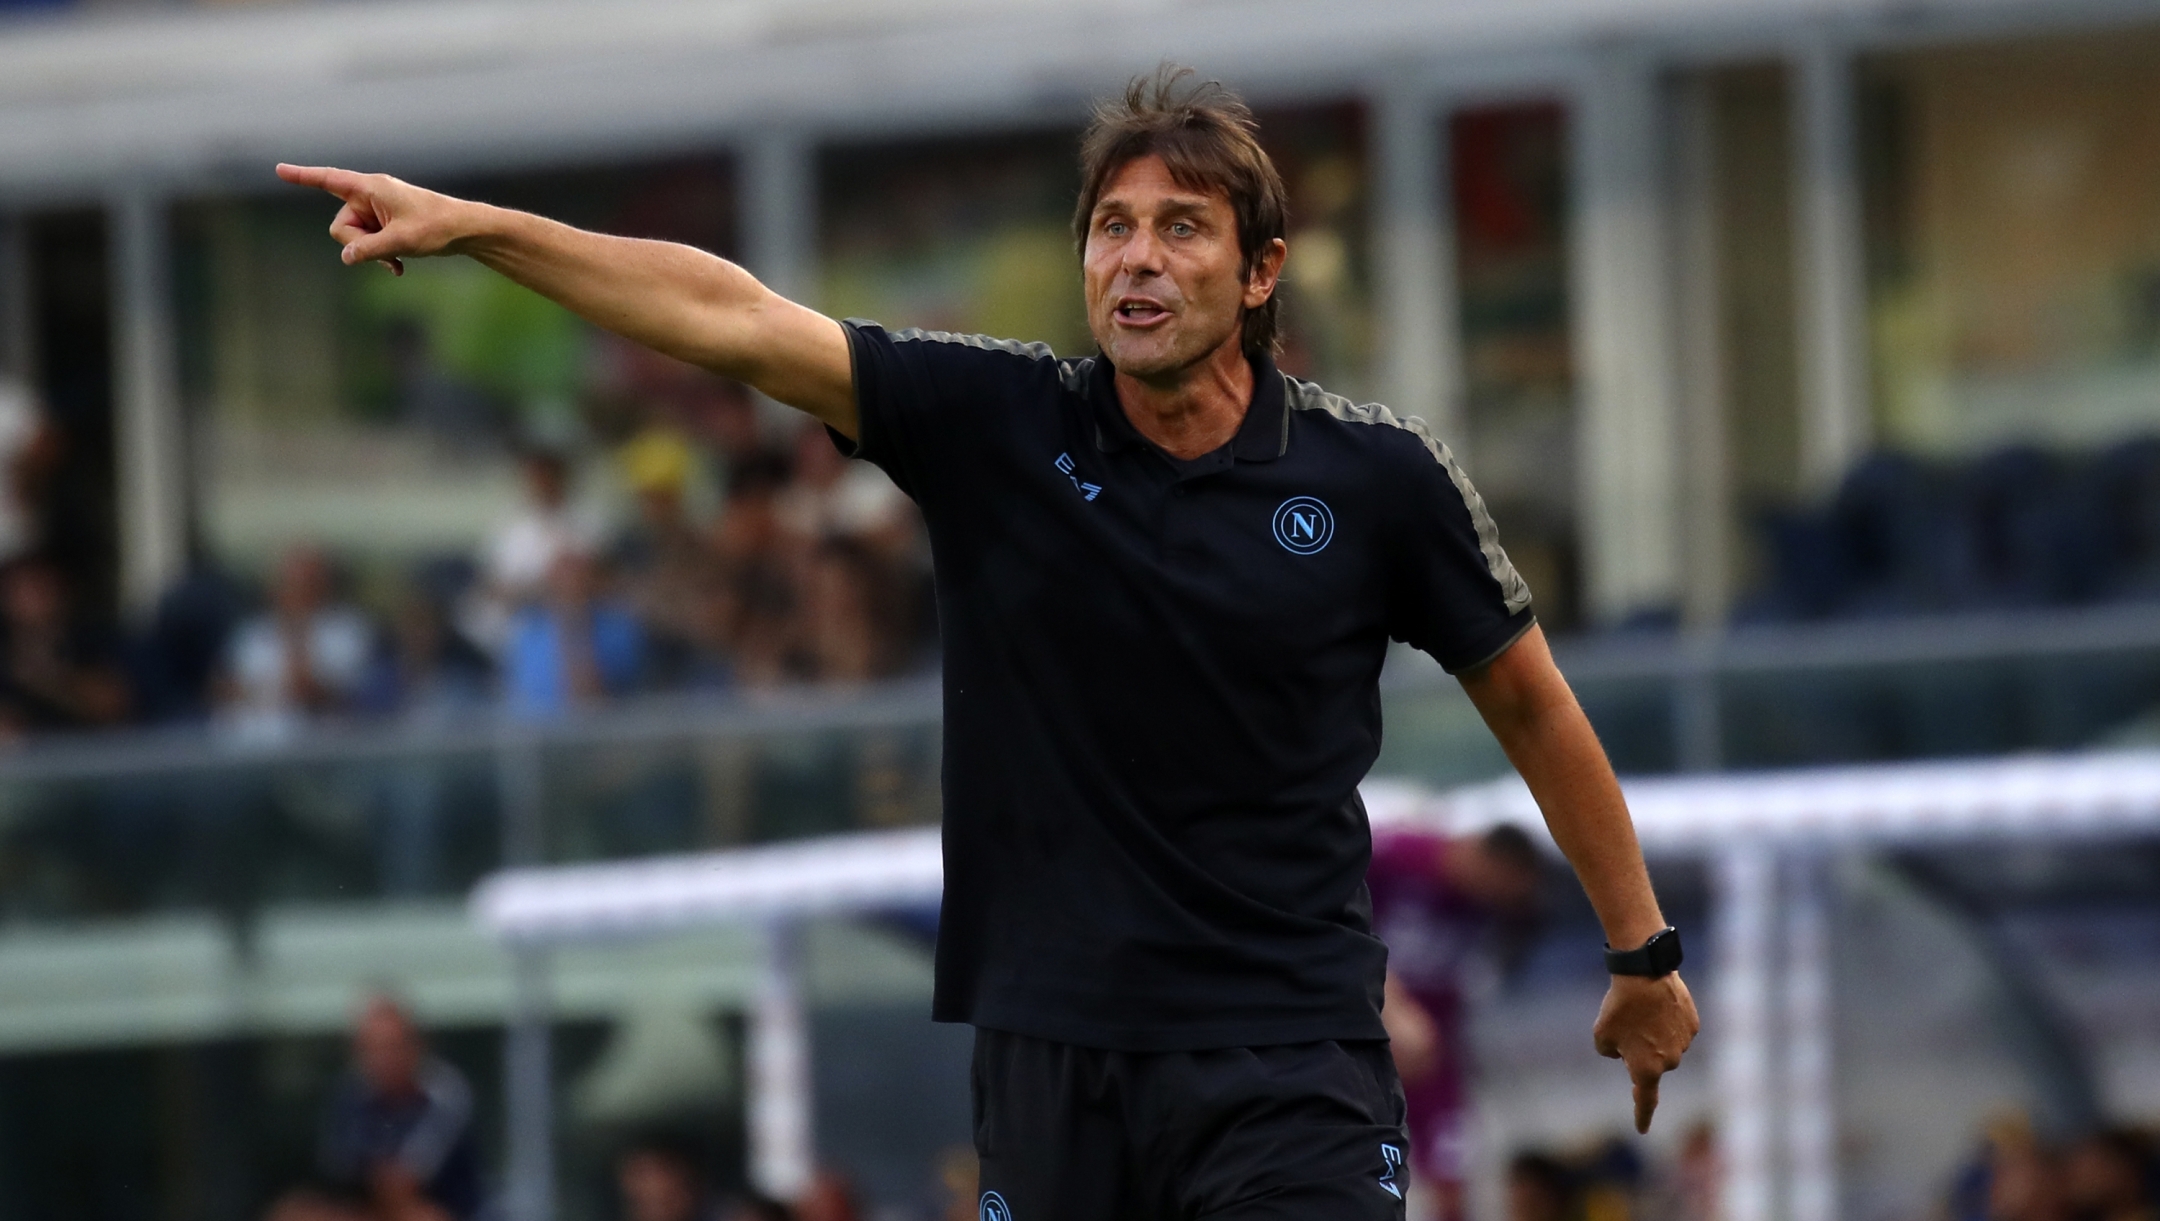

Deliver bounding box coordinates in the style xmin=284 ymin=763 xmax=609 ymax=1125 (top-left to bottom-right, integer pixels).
xmin=503 ymin=547 xmax=644 ymax=718
xmin=2064 ymin=1128 xmax=2158 ymax=1221
xmin=1373 ymin=825 xmax=1543 ymax=1221
xmin=613 ymin=427 xmax=728 ymax=688
xmin=711 ymin=453 xmax=801 ymax=689
xmin=267 ymin=995 xmax=484 ymax=1221
xmin=219 ymin=546 xmax=374 ymax=739
xmin=1504 ymin=1152 xmax=1574 ymax=1221
xmin=0 ymin=554 xmax=127 ymax=736
xmin=0 ymin=378 xmax=58 ymax=571
xmin=615 ymin=1139 xmax=718 ymax=1221
xmin=470 ymin=447 xmax=603 ymax=656
xmin=791 ymin=1169 xmax=859 ymax=1221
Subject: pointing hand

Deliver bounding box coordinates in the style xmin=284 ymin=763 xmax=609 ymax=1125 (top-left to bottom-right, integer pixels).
xmin=274 ymin=163 xmax=474 ymax=276
xmin=1592 ymin=971 xmax=1700 ymax=1134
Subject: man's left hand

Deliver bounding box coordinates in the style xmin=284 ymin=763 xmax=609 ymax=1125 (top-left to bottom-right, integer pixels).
xmin=1592 ymin=971 xmax=1700 ymax=1134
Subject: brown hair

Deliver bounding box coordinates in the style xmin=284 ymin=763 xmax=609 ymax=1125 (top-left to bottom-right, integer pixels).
xmin=1073 ymin=66 xmax=1289 ymax=360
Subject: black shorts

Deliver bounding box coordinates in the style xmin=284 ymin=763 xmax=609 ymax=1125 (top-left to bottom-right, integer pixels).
xmin=970 ymin=1028 xmax=1411 ymax=1221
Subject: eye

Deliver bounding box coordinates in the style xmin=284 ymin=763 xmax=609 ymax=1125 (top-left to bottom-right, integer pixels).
xmin=1169 ymin=221 xmax=1195 ymax=238
xmin=1103 ymin=220 xmax=1129 ymax=237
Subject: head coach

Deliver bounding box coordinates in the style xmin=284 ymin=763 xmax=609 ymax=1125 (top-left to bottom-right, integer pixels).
xmin=280 ymin=67 xmax=1697 ymax=1221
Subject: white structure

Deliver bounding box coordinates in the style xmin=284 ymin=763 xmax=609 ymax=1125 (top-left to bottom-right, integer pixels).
xmin=478 ymin=750 xmax=2160 ymax=1221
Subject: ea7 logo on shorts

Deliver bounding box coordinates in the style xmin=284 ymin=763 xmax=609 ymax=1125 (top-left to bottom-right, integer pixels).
xmin=1377 ymin=1143 xmax=1405 ymax=1200
xmin=1272 ymin=496 xmax=1335 ymax=555
xmin=979 ymin=1190 xmax=1013 ymax=1221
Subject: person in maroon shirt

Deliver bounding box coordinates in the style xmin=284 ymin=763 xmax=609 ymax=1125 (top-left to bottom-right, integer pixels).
xmin=1372 ymin=824 xmax=1543 ymax=1221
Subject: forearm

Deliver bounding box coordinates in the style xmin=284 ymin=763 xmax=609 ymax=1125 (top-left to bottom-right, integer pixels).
xmin=1461 ymin=630 xmax=1666 ymax=948
xmin=456 ymin=206 xmax=842 ymax=415
xmin=274 ymin=165 xmax=855 ymax=430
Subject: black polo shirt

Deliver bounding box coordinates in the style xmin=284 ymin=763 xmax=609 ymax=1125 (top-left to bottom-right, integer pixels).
xmin=839 ymin=320 xmax=1535 ymax=1051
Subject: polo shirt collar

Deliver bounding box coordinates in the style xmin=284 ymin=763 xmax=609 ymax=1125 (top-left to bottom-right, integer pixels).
xmin=1089 ymin=351 xmax=1290 ymax=463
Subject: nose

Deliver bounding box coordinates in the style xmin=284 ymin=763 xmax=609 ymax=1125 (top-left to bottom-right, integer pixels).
xmin=1120 ymin=224 xmax=1167 ymax=277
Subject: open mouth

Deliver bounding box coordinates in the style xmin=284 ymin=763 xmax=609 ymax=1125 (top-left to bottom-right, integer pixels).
xmin=1115 ymin=300 xmax=1171 ymax=326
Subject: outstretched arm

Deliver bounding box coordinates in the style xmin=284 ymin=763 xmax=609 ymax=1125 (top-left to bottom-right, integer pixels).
xmin=1457 ymin=625 xmax=1699 ymax=1133
xmin=274 ymin=164 xmax=856 ymax=437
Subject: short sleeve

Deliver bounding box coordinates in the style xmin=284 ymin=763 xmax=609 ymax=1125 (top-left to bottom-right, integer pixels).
xmin=1385 ymin=433 xmax=1536 ymax=673
xmin=831 ymin=320 xmax=1063 ymax=507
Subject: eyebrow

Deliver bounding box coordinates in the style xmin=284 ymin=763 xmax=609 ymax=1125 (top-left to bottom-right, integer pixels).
xmin=1093 ymin=194 xmax=1218 ymax=221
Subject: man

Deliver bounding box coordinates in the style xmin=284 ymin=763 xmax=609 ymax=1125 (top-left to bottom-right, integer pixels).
xmin=1370 ymin=825 xmax=1544 ymax=1221
xmin=280 ymin=67 xmax=1695 ymax=1221
xmin=268 ymin=995 xmax=485 ymax=1221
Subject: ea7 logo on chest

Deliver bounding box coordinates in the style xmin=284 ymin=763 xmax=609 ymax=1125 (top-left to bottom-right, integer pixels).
xmin=1054 ymin=452 xmax=1102 ymax=502
xmin=1272 ymin=496 xmax=1335 ymax=555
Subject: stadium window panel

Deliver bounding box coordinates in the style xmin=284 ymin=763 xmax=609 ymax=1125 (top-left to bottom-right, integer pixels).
xmin=1704 ymin=62 xmax=1805 ymax=603
xmin=815 ymin=104 xmax=1376 ymax=399
xmin=1450 ymin=102 xmax=1581 ymax=630
xmin=1256 ymin=101 xmax=1377 ymax=402
xmin=1862 ymin=26 xmax=2160 ymax=457
xmin=173 ymin=157 xmax=741 ymax=574
xmin=818 ymin=130 xmax=1090 ymax=356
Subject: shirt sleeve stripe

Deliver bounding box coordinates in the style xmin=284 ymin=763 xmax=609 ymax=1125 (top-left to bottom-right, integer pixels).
xmin=1283 ymin=376 xmax=1535 ymax=616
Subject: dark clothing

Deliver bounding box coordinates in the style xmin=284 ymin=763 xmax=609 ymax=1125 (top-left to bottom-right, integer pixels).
xmin=838 ymin=322 xmax=1534 ymax=1051
xmin=972 ymin=1028 xmax=1410 ymax=1221
xmin=319 ymin=1059 xmax=485 ymax=1219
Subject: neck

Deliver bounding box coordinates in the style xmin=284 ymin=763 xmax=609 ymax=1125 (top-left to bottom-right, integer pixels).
xmin=1112 ymin=335 xmax=1253 ymax=461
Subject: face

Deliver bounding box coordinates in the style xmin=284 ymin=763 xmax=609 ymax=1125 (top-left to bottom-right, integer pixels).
xmin=1082 ymin=155 xmax=1284 ymax=381
xmin=619 ymin=1150 xmax=699 ymax=1221
xmin=1445 ymin=837 xmax=1541 ymax=916
xmin=3 ymin=564 xmax=63 ymax=629
xmin=353 ymin=998 xmax=423 ymax=1097
xmin=273 ymin=549 xmax=331 ymax=618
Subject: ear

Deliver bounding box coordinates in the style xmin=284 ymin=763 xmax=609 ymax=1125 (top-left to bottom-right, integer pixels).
xmin=1243 ymin=237 xmax=1288 ymax=308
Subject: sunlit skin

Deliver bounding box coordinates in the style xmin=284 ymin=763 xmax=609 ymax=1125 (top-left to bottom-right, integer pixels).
xmin=1082 ymin=155 xmax=1286 ymax=461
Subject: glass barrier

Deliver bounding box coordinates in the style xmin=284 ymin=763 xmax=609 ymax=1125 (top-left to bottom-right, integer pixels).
xmin=6 ymin=606 xmax=2160 ymax=932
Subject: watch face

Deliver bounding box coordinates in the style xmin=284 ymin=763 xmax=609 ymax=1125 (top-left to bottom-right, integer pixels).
xmin=1649 ymin=928 xmax=1682 ymax=972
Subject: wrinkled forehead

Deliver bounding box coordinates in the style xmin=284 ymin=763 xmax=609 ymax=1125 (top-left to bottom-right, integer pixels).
xmin=1092 ymin=153 xmax=1235 ymax=218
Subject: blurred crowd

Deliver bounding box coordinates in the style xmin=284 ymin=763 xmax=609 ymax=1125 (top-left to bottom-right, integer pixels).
xmin=1948 ymin=1113 xmax=2160 ymax=1221
xmin=273 ymin=994 xmax=966 ymax=1221
xmin=0 ymin=377 xmax=933 ymax=743
xmin=1496 ymin=1112 xmax=2160 ymax=1221
xmin=1745 ymin=442 xmax=2160 ymax=622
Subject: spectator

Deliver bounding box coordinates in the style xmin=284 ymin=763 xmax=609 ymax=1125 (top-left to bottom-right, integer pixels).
xmin=792 ymin=1170 xmax=860 ymax=1221
xmin=1507 ymin=1153 xmax=1574 ymax=1221
xmin=1371 ymin=824 xmax=1544 ymax=1221
xmin=1668 ymin=1120 xmax=1722 ymax=1221
xmin=469 ymin=448 xmax=603 ymax=653
xmin=776 ymin=420 xmax=914 ymax=560
xmin=0 ymin=379 xmax=58 ymax=570
xmin=616 ymin=1140 xmax=717 ymax=1221
xmin=2065 ymin=1129 xmax=2157 ymax=1221
xmin=267 ymin=995 xmax=485 ymax=1221
xmin=377 ymin=575 xmax=493 ymax=720
xmin=220 ymin=547 xmax=376 ymax=739
xmin=1951 ymin=1114 xmax=2068 ymax=1221
xmin=798 ymin=539 xmax=892 ymax=685
xmin=0 ymin=555 xmax=127 ymax=735
xmin=615 ymin=428 xmax=728 ymax=687
xmin=712 ymin=455 xmax=800 ymax=689
xmin=503 ymin=548 xmax=643 ymax=717
xmin=132 ymin=564 xmax=249 ymax=723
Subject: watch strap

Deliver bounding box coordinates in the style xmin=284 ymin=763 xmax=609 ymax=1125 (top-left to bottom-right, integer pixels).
xmin=1605 ymin=927 xmax=1683 ymax=977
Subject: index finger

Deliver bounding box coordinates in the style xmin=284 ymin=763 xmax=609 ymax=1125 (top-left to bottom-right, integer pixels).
xmin=275 ymin=164 xmax=364 ymax=199
xmin=1632 ymin=1067 xmax=1661 ymax=1134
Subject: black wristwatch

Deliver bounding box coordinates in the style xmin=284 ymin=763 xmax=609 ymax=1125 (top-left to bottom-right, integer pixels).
xmin=1605 ymin=927 xmax=1683 ymax=978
